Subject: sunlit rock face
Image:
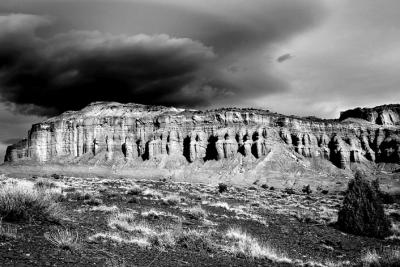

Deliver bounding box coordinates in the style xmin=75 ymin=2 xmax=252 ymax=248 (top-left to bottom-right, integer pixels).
xmin=5 ymin=102 xmax=400 ymax=169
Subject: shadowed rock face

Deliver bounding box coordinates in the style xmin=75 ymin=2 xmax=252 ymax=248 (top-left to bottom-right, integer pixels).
xmin=5 ymin=102 xmax=400 ymax=168
xmin=340 ymin=104 xmax=400 ymax=125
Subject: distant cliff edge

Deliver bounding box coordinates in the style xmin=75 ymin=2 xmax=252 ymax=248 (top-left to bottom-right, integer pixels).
xmin=5 ymin=102 xmax=400 ymax=170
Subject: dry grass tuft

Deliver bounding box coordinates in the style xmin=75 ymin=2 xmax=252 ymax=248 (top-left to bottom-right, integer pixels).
xmin=90 ymin=205 xmax=119 ymax=212
xmin=361 ymin=248 xmax=400 ymax=267
xmin=90 ymin=232 xmax=151 ymax=248
xmin=183 ymin=206 xmax=208 ymax=221
xmin=34 ymin=178 xmax=58 ymax=189
xmin=44 ymin=228 xmax=80 ymax=250
xmin=223 ymin=227 xmax=291 ymax=263
xmin=0 ymin=220 xmax=17 ymax=239
xmin=0 ymin=182 xmax=63 ymax=222
xmin=162 ymin=194 xmax=182 ymax=205
xmin=126 ymin=184 xmax=143 ymax=196
xmin=141 ymin=188 xmax=163 ymax=198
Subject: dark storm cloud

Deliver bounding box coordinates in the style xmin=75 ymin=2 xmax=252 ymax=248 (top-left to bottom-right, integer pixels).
xmin=0 ymin=14 xmax=216 ymax=115
xmin=0 ymin=0 xmax=327 ymax=116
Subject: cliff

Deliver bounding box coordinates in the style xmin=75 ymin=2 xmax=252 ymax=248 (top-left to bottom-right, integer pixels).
xmin=5 ymin=102 xmax=400 ymax=170
xmin=339 ymin=104 xmax=400 ymax=125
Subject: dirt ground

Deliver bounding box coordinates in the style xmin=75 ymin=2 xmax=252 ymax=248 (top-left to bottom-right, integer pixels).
xmin=0 ymin=171 xmax=399 ymax=266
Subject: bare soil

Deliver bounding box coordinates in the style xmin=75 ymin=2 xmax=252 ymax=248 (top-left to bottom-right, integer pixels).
xmin=0 ymin=173 xmax=399 ymax=266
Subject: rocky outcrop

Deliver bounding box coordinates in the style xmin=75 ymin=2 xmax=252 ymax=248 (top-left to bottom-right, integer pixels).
xmin=5 ymin=102 xmax=400 ymax=169
xmin=339 ymin=104 xmax=400 ymax=125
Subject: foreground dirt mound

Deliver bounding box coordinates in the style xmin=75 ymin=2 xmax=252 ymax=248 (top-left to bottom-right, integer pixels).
xmin=337 ymin=172 xmax=391 ymax=238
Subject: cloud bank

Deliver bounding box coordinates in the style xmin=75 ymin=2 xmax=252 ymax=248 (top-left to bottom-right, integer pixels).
xmin=0 ymin=14 xmax=219 ymax=115
xmin=0 ymin=0 xmax=325 ymax=116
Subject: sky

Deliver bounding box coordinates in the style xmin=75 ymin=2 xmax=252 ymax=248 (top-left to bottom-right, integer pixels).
xmin=0 ymin=0 xmax=400 ymax=160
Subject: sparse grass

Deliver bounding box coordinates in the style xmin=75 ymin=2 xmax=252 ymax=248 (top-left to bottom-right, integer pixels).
xmin=89 ymin=232 xmax=151 ymax=248
xmin=108 ymin=211 xmax=137 ymax=224
xmin=34 ymin=178 xmax=57 ymax=189
xmin=100 ymin=210 xmax=215 ymax=251
xmin=176 ymin=229 xmax=215 ymax=252
xmin=126 ymin=184 xmax=143 ymax=196
xmin=0 ymin=182 xmax=63 ymax=222
xmin=184 ymin=206 xmax=207 ymax=221
xmin=223 ymin=227 xmax=291 ymax=263
xmin=141 ymin=209 xmax=164 ymax=219
xmin=66 ymin=190 xmax=95 ymax=201
xmin=84 ymin=197 xmax=103 ymax=206
xmin=141 ymin=188 xmax=163 ymax=199
xmin=361 ymin=250 xmax=380 ymax=265
xmin=293 ymin=209 xmax=319 ymax=224
xmin=90 ymin=205 xmax=119 ymax=212
xmin=0 ymin=221 xmax=17 ymax=239
xmin=361 ymin=248 xmax=400 ymax=266
xmin=108 ymin=211 xmax=157 ymax=235
xmin=209 ymin=201 xmax=230 ymax=209
xmin=162 ymin=194 xmax=182 ymax=205
xmin=44 ymin=228 xmax=80 ymax=250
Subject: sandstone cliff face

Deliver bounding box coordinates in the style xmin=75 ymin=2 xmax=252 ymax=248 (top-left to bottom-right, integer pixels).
xmin=339 ymin=104 xmax=400 ymax=125
xmin=5 ymin=102 xmax=400 ymax=169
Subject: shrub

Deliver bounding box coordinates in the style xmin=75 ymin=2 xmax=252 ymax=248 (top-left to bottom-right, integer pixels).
xmin=141 ymin=188 xmax=163 ymax=199
xmin=283 ymin=188 xmax=295 ymax=195
xmin=66 ymin=191 xmax=94 ymax=201
xmin=0 ymin=182 xmax=63 ymax=222
xmin=84 ymin=195 xmax=103 ymax=206
xmin=162 ymin=194 xmax=182 ymax=206
xmin=44 ymin=228 xmax=80 ymax=250
xmin=218 ymin=183 xmax=228 ymax=193
xmin=302 ymin=185 xmax=312 ymax=195
xmin=176 ymin=229 xmax=214 ymax=252
xmin=34 ymin=178 xmax=57 ymax=189
xmin=184 ymin=206 xmax=207 ymax=221
xmin=337 ymin=171 xmax=391 ymax=238
xmin=50 ymin=174 xmax=64 ymax=180
xmin=261 ymin=184 xmax=268 ymax=189
xmin=126 ymin=184 xmax=143 ymax=196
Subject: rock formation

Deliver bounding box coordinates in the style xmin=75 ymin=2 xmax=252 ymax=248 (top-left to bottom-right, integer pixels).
xmin=4 ymin=102 xmax=400 ymax=169
xmin=339 ymin=104 xmax=400 ymax=125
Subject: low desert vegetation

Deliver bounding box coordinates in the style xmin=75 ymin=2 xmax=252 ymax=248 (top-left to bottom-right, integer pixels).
xmin=140 ymin=208 xmax=179 ymax=221
xmin=0 ymin=174 xmax=397 ymax=266
xmin=218 ymin=183 xmax=228 ymax=193
xmin=44 ymin=228 xmax=80 ymax=250
xmin=0 ymin=182 xmax=63 ymax=222
xmin=183 ymin=206 xmax=208 ymax=221
xmin=0 ymin=220 xmax=17 ymax=239
xmin=162 ymin=194 xmax=182 ymax=205
xmin=90 ymin=205 xmax=119 ymax=212
xmin=361 ymin=248 xmax=400 ymax=267
xmin=34 ymin=178 xmax=58 ymax=189
xmin=223 ymin=227 xmax=291 ymax=263
xmin=126 ymin=184 xmax=143 ymax=195
xmin=141 ymin=188 xmax=163 ymax=198
xmin=66 ymin=190 xmax=96 ymax=201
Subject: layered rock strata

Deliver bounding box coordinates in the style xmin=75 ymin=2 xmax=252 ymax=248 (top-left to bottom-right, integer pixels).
xmin=339 ymin=104 xmax=400 ymax=125
xmin=5 ymin=102 xmax=400 ymax=169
